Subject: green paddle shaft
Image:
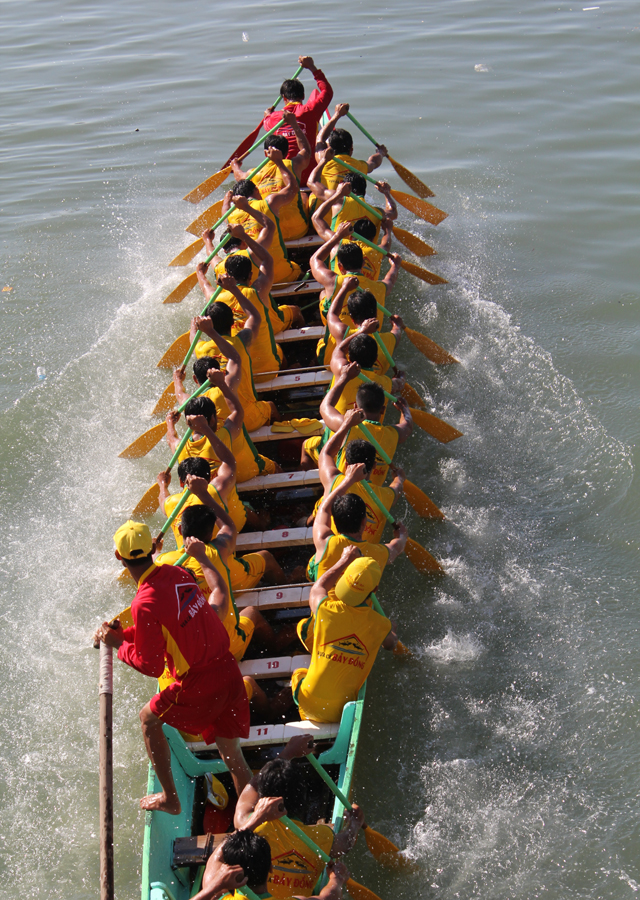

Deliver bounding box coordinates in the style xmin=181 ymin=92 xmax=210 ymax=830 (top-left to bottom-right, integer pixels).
xmin=336 ymin=155 xmax=381 ymax=190
xmin=357 ymin=420 xmax=393 ymax=465
xmin=281 ymin=815 xmax=331 ymax=863
xmin=359 ymin=478 xmax=395 ymax=526
xmin=269 ymin=64 xmax=303 ymax=108
xmin=307 ymin=754 xmax=353 ymax=811
xmin=159 ymin=489 xmax=192 ymax=536
xmin=350 ymin=192 xmax=383 ymax=222
xmin=174 ymin=550 xmax=188 ymax=567
xmin=166 ymin=428 xmax=193 ymax=473
xmin=346 ymin=111 xmax=379 ymax=148
xmin=357 ymin=371 xmax=396 ymax=406
xmin=370 ymin=592 xmax=385 ymax=616
xmin=350 ymin=230 xmax=389 ymax=259
xmin=373 ymin=332 xmax=395 ymax=368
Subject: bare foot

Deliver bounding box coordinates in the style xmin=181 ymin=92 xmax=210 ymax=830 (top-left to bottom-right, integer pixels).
xmin=139 ymin=792 xmax=181 ymax=815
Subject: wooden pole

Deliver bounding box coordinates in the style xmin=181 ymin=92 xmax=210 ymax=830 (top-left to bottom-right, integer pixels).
xmin=99 ymin=643 xmax=114 ymax=900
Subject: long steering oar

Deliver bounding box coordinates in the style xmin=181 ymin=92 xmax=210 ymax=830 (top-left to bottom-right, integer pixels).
xmin=369 ymin=297 xmax=458 ymax=366
xmin=357 ymin=372 xmax=462 ymax=443
xmin=98 ymin=643 xmax=114 ymax=900
xmin=351 ymin=229 xmax=446 ymax=287
xmin=120 ymin=378 xmax=212 ymax=459
xmin=306 ymin=754 xmax=409 ymax=866
xmin=279 ymin=815 xmax=381 ymax=900
xmin=183 ymin=65 xmax=303 ymax=204
xmin=346 ymin=110 xmax=435 ymax=200
xmin=131 ymin=428 xmax=193 ymax=518
xmin=357 ymin=421 xmax=444 ymax=520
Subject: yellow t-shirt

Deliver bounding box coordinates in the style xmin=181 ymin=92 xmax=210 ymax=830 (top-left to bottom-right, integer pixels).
xmin=307 ymin=533 xmax=390 ymax=583
xmin=311 ymin=474 xmax=394 ymax=544
xmin=228 ymin=198 xmax=300 ymax=284
xmin=330 ymin=196 xmax=382 ymax=240
xmin=316 ymin=273 xmax=387 ymax=365
xmin=178 ymin=423 xmax=268 ymax=483
xmin=331 ymin=369 xmax=392 ymax=419
xmin=163 ymin=482 xmax=247 ymax=546
xmin=335 ymin=419 xmax=399 ymax=486
xmin=321 ymin=154 xmax=369 ymax=192
xmin=214 ymin=249 xmax=259 ymax=286
xmin=255 ymin=818 xmax=334 ymax=899
xmin=254 ymin=159 xmax=309 ymax=241
xmin=213 ymin=283 xmax=283 ymax=378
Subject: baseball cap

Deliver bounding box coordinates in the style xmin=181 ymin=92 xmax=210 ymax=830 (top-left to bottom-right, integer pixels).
xmin=334 ymin=557 xmax=382 ymax=606
xmin=113 ymin=520 xmax=153 ymax=560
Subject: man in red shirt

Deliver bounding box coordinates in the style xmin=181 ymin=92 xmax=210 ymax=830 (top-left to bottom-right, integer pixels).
xmin=93 ymin=520 xmax=251 ymax=814
xmin=262 ymin=55 xmax=333 ymax=186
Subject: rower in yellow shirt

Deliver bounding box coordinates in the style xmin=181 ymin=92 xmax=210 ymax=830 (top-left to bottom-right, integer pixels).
xmin=312 ymin=194 xmax=393 ymax=282
xmin=326 ymin=329 xmax=405 ymax=420
xmin=314 ymin=102 xmax=387 ymax=191
xmin=292 ymin=549 xmax=399 ymax=724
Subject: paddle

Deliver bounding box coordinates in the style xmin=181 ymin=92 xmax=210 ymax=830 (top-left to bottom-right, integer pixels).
xmin=345 ymin=110 xmax=435 ymax=200
xmin=306 ymin=754 xmax=408 ymax=866
xmin=119 ymin=379 xmax=212 ymax=459
xmin=356 ymin=420 xmax=444 ymax=520
xmin=391 ymin=225 xmax=435 ymax=258
xmin=357 ymin=371 xmax=462 ymax=444
xmin=358 ymin=477 xmax=444 ymax=575
xmin=401 ymin=382 xmax=426 ymax=409
xmin=183 ymin=66 xmax=303 ymax=204
xmin=336 ymin=156 xmax=446 ymax=226
xmin=169 ymin=237 xmax=205 ymax=268
xmin=157 ymin=332 xmax=192 ymax=369
xmin=131 ymin=427 xmax=193 ymax=518
xmin=98 ymin=643 xmax=114 ymax=900
xmin=280 ymin=815 xmax=381 ymax=900
xmin=372 ymin=299 xmax=458 ymax=365
xmin=351 ymin=230 xmax=446 ymax=287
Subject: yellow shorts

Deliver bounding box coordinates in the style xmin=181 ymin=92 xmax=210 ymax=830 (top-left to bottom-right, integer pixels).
xmin=231 ymin=551 xmax=267 ymax=592
xmin=302 ymin=435 xmax=322 ymax=465
xmin=243 ymin=676 xmax=254 ymax=701
xmin=291 ymin=667 xmax=311 ymax=719
xmin=296 ymin=615 xmax=315 ymax=652
xmin=273 ymin=259 xmax=302 ymax=285
xmin=244 ymin=400 xmax=273 ymax=432
xmin=276 ymin=305 xmax=297 ymax=332
xmin=227 ymin=614 xmax=255 ymax=662
xmin=258 ymin=454 xmax=278 ymax=475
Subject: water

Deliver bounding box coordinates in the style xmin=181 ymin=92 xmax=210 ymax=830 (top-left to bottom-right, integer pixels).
xmin=1 ymin=1 xmax=638 ymax=898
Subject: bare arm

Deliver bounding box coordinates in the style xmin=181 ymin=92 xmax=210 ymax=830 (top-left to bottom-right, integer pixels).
xmin=183 ymin=538 xmax=230 ymax=620
xmin=387 ymin=465 xmax=406 ymax=505
xmin=165 ymin=410 xmax=181 ymax=453
xmin=306 ymin=149 xmax=335 ymax=202
xmin=281 ymin=110 xmax=311 ymax=179
xmin=196 ymin=261 xmax=215 ymax=303
xmin=381 ymin=251 xmax=402 ymax=293
xmin=193 ymin=316 xmax=243 ymax=377
xmin=310 ymin=221 xmax=353 ymax=292
xmin=326 ymin=274 xmax=360 ymax=343
xmin=376 ymin=180 xmax=397 ymax=221
xmin=228 ymin=223 xmax=274 ymax=299
xmin=311 ymin=188 xmax=342 ymax=241
xmin=379 ymin=214 xmax=393 ymax=252
xmin=156 ymin=471 xmax=172 ymax=515
xmin=366 ymin=142 xmax=387 ymax=173
xmin=330 ymin=803 xmax=366 ymax=857
xmin=318 ymin=365 xmax=361 ymax=439
xmin=216 ymin=272 xmax=262 ymax=348
xmin=386 ymin=521 xmax=408 ymax=564
xmin=314 ymin=102 xmax=350 ymax=153
xmin=313 ymin=463 xmax=366 ymax=553
xmin=263 ymin=147 xmax=298 ymax=216
xmin=309 ymin=545 xmax=362 ymax=614
xmin=392 ymin=396 xmax=413 ymax=443
xmin=186 ymin=474 xmax=237 ymax=559
xmin=172 ymin=366 xmax=189 ymax=406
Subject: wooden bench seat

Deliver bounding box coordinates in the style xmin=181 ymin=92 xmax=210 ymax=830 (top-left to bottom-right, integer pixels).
xmin=275 ymin=325 xmax=324 ymax=343
xmin=235 ymin=526 xmax=314 ymax=551
xmin=236 ymin=470 xmax=321 ymax=492
xmin=234 ymin=583 xmax=312 ymax=610
xmin=239 ymin=653 xmax=311 ymax=680
xmin=255 ymin=370 xmax=331 ymax=392
xmin=248 ymin=420 xmax=323 ymax=443
xmin=186 ymin=719 xmax=339 ymax=752
xmin=284 ymin=235 xmax=323 ymax=250
xmin=271 ymin=280 xmax=322 ymax=297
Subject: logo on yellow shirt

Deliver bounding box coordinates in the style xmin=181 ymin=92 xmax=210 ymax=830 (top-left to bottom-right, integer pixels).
xmin=272 ymin=848 xmax=314 ymax=876
xmin=318 ymin=634 xmax=369 ymax=667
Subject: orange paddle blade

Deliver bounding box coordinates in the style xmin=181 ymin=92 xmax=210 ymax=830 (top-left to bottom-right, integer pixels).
xmin=345 ymin=878 xmax=382 ymax=900
xmin=157 ymin=332 xmax=191 ymax=368
xmin=185 ymin=200 xmax=224 ymax=238
xmin=392 ymin=226 xmax=435 ymax=257
xmin=393 ymin=640 xmax=412 ymax=658
xmin=404 ymin=479 xmax=445 ymax=520
xmin=152 ymin=382 xmax=177 ymax=416
xmin=400 ymin=259 xmax=447 ymax=286
xmin=364 ymin=825 xmax=415 ymax=867
xmin=388 ymin=155 xmax=434 ymax=199
xmin=119 ymin=422 xmax=168 ymax=459
xmin=391 ymin=190 xmax=448 ymax=226
xmin=410 ymin=407 xmax=463 ymax=443
xmin=132 ymin=483 xmax=160 ymax=519
xmin=163 ymin=272 xmax=198 ymax=305
xmin=183 ymin=167 xmax=232 ymax=204
xmin=405 ymin=327 xmax=458 ymax=365
xmin=401 ymin=382 xmax=425 ymax=409
xmin=405 ymin=537 xmax=445 ymax=575
xmin=169 ymin=238 xmax=205 ymax=267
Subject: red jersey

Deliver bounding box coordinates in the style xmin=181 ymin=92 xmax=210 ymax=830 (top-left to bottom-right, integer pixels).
xmin=117 ymin=563 xmax=230 ymax=681
xmin=263 ymin=69 xmax=333 ymax=185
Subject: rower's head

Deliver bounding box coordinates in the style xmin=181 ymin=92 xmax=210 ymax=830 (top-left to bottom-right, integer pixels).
xmin=113 ymin=520 xmax=155 ymax=570
xmin=255 ymin=758 xmax=307 ymax=819
xmin=264 ymin=133 xmax=289 ymax=156
xmin=332 ymin=494 xmax=367 ymax=539
xmin=280 ymin=78 xmax=305 ymax=103
xmin=336 ymin=242 xmax=363 ymax=275
xmin=327 ymin=127 xmax=353 ymax=156
xmin=221 ymin=229 xmax=244 ymax=252
xmin=347 ymin=333 xmax=378 ymax=369
xmin=347 ymin=289 xmax=377 ymax=325
xmin=232 ymin=179 xmax=261 ymax=202
xmin=341 ymin=171 xmax=367 ymax=197
xmin=352 ymin=217 xmax=376 ymax=242
xmin=177 ymin=457 xmax=211 ymax=487
xmin=180 ymin=505 xmax=217 ymax=545
xmin=345 ymin=439 xmax=376 ymax=477
xmin=205 ymin=300 xmax=234 ymax=337
xmin=184 ymin=395 xmax=217 ymax=431
xmin=334 ymin=557 xmax=382 ymax=607
xmin=193 ymin=356 xmax=220 ymax=387
xmin=224 ymin=254 xmax=252 ymax=284
xmin=222 ymin=830 xmax=272 ymax=891
xmin=356 ymin=382 xmax=385 ymax=419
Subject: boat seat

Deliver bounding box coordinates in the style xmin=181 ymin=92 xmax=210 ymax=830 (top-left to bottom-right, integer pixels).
xmin=236 ymin=470 xmax=321 ymax=492
xmin=235 ymin=526 xmax=314 ymax=551
xmin=271 ymin=280 xmax=322 ymax=297
xmin=275 ymin=325 xmax=324 ymax=343
xmin=255 ymin=370 xmax=331 ymax=392
xmin=186 ymin=718 xmax=340 ymax=752
xmin=248 ymin=421 xmax=324 ymax=443
xmin=239 ymin=653 xmax=311 ymax=679
xmin=234 ymin=582 xmax=312 ymax=610
xmin=284 ymin=235 xmax=323 ymax=250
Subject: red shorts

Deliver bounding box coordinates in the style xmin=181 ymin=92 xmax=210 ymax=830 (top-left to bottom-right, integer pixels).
xmin=150 ymin=652 xmax=250 ymax=745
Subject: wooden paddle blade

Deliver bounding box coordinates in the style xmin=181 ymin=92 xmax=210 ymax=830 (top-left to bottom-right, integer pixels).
xmin=391 ymin=190 xmax=448 ymax=226
xmin=163 ymin=272 xmax=198 ymax=305
xmin=364 ymin=825 xmax=401 ymax=859
xmin=393 ymin=640 xmax=412 ymax=658
xmin=345 ymin=878 xmax=382 ymax=900
xmin=404 ymin=479 xmax=445 ymax=520
xmin=405 ymin=327 xmax=458 ymax=365
xmin=152 ymin=382 xmax=177 ymax=416
xmin=400 ymin=259 xmax=448 ymax=286
xmin=132 ymin=483 xmax=160 ymax=519
xmin=388 ymin=155 xmax=434 ymax=198
xmin=405 ymin=537 xmax=445 ymax=575
xmin=183 ymin=167 xmax=231 ymax=204
xmin=157 ymin=332 xmax=191 ymax=368
xmin=169 ymin=238 xmax=205 ymax=267
xmin=401 ymin=382 xmax=426 ymax=409
xmin=185 ymin=200 xmax=224 ymax=238
xmin=109 ymin=605 xmax=134 ymax=627
xmin=410 ymin=407 xmax=463 ymax=443
xmin=392 ymin=226 xmax=435 ymax=257
xmin=119 ymin=423 xmax=168 ymax=459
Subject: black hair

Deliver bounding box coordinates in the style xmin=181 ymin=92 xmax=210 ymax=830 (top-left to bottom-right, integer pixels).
xmin=205 ymin=301 xmax=234 ymax=335
xmin=344 ymin=439 xmax=376 ymax=475
xmin=221 ymin=230 xmax=243 ymax=252
xmin=265 ymin=134 xmax=289 ymax=155
xmin=342 ymin=171 xmax=366 ymax=197
xmin=352 ymin=218 xmax=376 ymax=242
xmin=184 ymin=395 xmax=216 ymax=420
xmin=355 ymin=382 xmax=385 ymax=417
xmin=347 ymin=333 xmax=378 ymax=369
xmin=222 ymin=830 xmax=272 ymax=889
xmin=327 ymin=128 xmax=353 ymax=156
xmin=347 ymin=289 xmax=377 ymax=324
xmin=225 ymin=254 xmax=252 ymax=283
xmin=280 ymin=79 xmax=305 ymax=102
xmin=177 ymin=457 xmax=211 ymax=483
xmin=332 ymin=494 xmax=367 ymax=534
xmin=254 ymin=758 xmax=307 ymax=820
xmin=336 ymin=243 xmax=363 ymax=272
xmin=231 ymin=179 xmax=259 ymax=199
xmin=181 ymin=505 xmax=217 ymax=542
xmin=193 ymin=356 xmax=220 ymax=386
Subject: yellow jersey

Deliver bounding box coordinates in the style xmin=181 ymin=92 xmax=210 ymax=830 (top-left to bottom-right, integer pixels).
xmin=214 ymin=249 xmax=259 ymax=286
xmin=316 ymin=272 xmax=387 ymax=365
xmin=178 ymin=423 xmax=269 ymax=483
xmin=321 ymin=154 xmax=369 ymax=192
xmin=307 ymin=533 xmax=390 ymax=583
xmin=255 ymin=818 xmax=334 ymax=899
xmin=335 ymin=418 xmax=399 ymax=486
xmin=253 ymin=159 xmax=309 ymax=241
xmin=228 ymin=198 xmax=300 ymax=284
xmin=163 ymin=482 xmax=246 ymax=546
xmin=311 ymin=474 xmax=394 ymax=544
xmin=330 ymin=196 xmax=382 ymax=241
xmin=331 ymin=368 xmax=392 ymax=418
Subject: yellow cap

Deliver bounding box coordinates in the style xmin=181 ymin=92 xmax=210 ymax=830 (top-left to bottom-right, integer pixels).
xmin=113 ymin=520 xmax=153 ymax=560
xmin=334 ymin=557 xmax=382 ymax=607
